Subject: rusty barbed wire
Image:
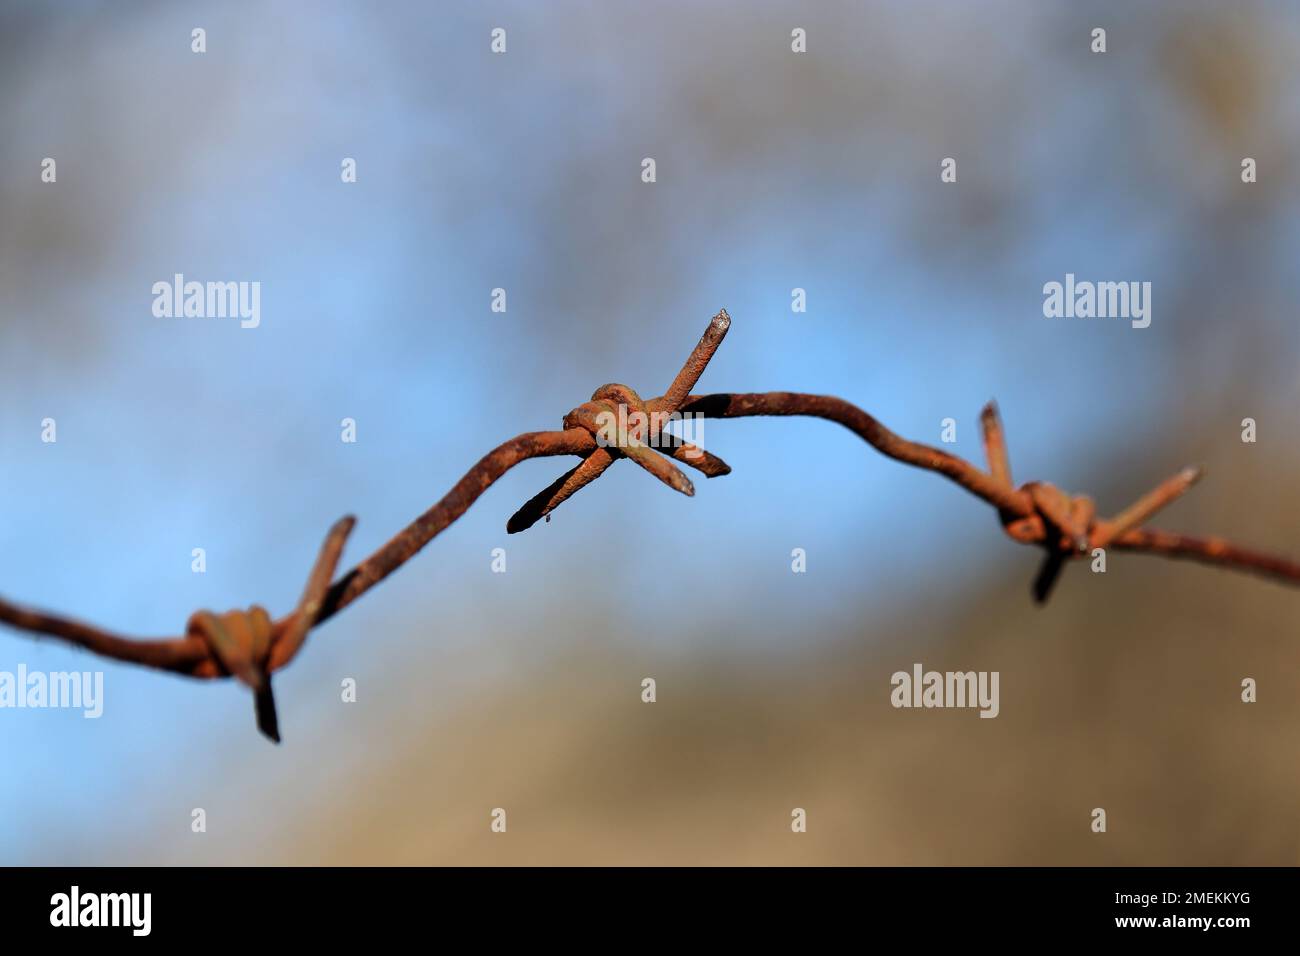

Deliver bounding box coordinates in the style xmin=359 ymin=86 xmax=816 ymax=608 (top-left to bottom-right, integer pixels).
xmin=3 ymin=309 xmax=1298 ymax=741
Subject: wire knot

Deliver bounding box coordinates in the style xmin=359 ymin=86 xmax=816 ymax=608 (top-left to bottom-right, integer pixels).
xmin=506 ymin=310 xmax=735 ymax=533
xmin=188 ymin=606 xmax=281 ymax=741
xmin=981 ymin=400 xmax=1203 ymax=602
xmin=560 ymin=383 xmax=696 ymax=496
xmin=179 ymin=515 xmax=356 ymax=743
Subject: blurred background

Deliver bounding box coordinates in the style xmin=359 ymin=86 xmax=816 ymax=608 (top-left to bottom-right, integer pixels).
xmin=2 ymin=0 xmax=1299 ymax=865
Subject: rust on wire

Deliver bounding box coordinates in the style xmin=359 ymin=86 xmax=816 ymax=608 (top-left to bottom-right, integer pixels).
xmin=2 ymin=309 xmax=1298 ymax=741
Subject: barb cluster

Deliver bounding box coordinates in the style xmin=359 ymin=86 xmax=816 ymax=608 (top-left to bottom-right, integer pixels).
xmin=2 ymin=310 xmax=1297 ymax=741
xmin=507 ymin=309 xmax=733 ymax=532
xmin=981 ymin=405 xmax=1206 ymax=602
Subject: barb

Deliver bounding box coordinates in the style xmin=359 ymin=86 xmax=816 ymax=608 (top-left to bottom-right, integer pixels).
xmin=3 ymin=310 xmax=1298 ymax=739
xmin=506 ymin=309 xmax=731 ymax=532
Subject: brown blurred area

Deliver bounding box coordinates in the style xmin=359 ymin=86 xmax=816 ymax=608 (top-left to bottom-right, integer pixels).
xmin=158 ymin=469 xmax=1300 ymax=866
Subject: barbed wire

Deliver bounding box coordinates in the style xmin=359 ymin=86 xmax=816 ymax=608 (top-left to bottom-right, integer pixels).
xmin=3 ymin=310 xmax=1297 ymax=740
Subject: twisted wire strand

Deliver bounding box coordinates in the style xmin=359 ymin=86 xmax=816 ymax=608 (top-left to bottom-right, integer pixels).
xmin=3 ymin=310 xmax=1297 ymax=740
